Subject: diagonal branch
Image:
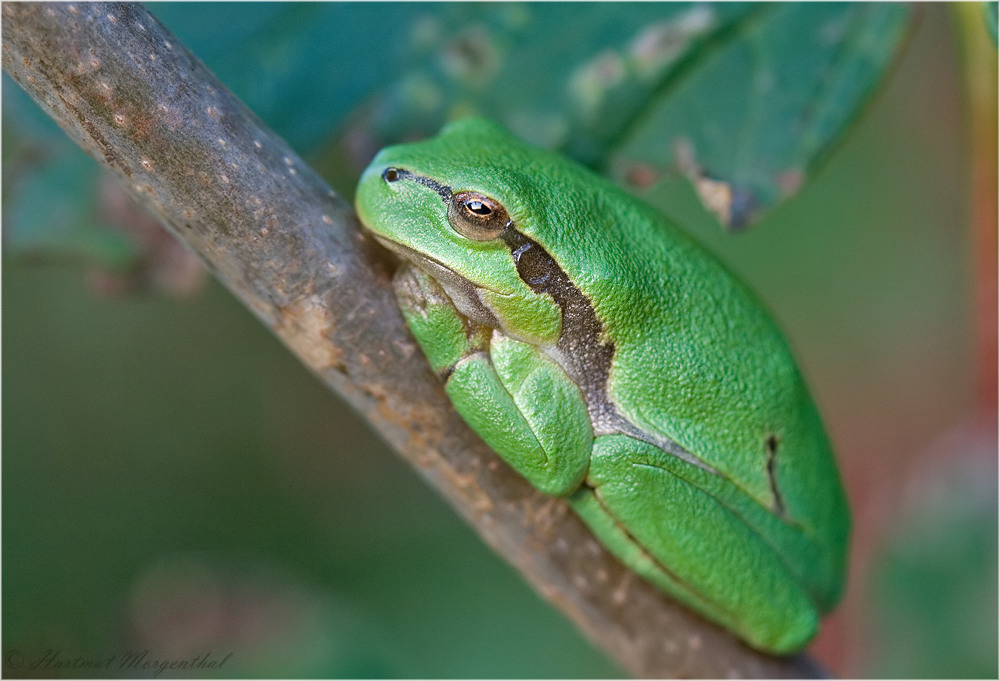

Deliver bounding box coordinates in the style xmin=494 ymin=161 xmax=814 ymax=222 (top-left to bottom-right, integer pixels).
xmin=2 ymin=3 xmax=822 ymax=677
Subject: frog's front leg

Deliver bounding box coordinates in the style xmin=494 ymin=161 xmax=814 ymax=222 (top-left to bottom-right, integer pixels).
xmin=395 ymin=264 xmax=592 ymax=496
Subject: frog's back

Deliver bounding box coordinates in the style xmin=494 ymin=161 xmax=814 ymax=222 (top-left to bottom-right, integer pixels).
xmin=518 ymin=147 xmax=848 ymax=611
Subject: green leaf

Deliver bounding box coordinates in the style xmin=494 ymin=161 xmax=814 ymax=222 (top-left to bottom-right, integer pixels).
xmin=357 ymin=4 xmax=758 ymax=149
xmin=610 ymin=4 xmax=913 ymax=228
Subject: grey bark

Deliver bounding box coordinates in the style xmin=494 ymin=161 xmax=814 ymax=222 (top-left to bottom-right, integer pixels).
xmin=2 ymin=3 xmax=824 ymax=677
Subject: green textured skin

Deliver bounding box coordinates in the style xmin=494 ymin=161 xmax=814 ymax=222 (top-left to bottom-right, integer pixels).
xmin=355 ymin=118 xmax=849 ymax=654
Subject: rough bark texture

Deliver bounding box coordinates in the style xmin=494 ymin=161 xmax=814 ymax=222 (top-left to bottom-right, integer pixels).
xmin=2 ymin=3 xmax=823 ymax=677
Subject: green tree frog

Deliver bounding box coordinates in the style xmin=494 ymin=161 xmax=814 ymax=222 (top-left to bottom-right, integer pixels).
xmin=355 ymin=118 xmax=849 ymax=654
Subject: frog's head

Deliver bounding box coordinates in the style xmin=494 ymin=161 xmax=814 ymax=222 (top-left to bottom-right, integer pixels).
xmin=355 ymin=118 xmax=563 ymax=344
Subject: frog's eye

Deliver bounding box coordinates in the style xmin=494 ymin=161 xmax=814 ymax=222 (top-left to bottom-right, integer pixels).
xmin=448 ymin=192 xmax=509 ymax=241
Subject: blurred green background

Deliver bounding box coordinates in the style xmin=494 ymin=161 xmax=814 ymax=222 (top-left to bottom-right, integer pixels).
xmin=3 ymin=3 xmax=996 ymax=678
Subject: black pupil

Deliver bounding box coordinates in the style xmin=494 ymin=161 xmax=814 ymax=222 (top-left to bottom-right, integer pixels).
xmin=467 ymin=200 xmax=491 ymax=216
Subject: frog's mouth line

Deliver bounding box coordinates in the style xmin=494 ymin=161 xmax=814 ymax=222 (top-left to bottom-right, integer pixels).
xmin=370 ymin=232 xmax=512 ymax=331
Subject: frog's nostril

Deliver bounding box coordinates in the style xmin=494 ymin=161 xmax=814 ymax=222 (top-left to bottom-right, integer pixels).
xmin=383 ymin=167 xmax=400 ymax=182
